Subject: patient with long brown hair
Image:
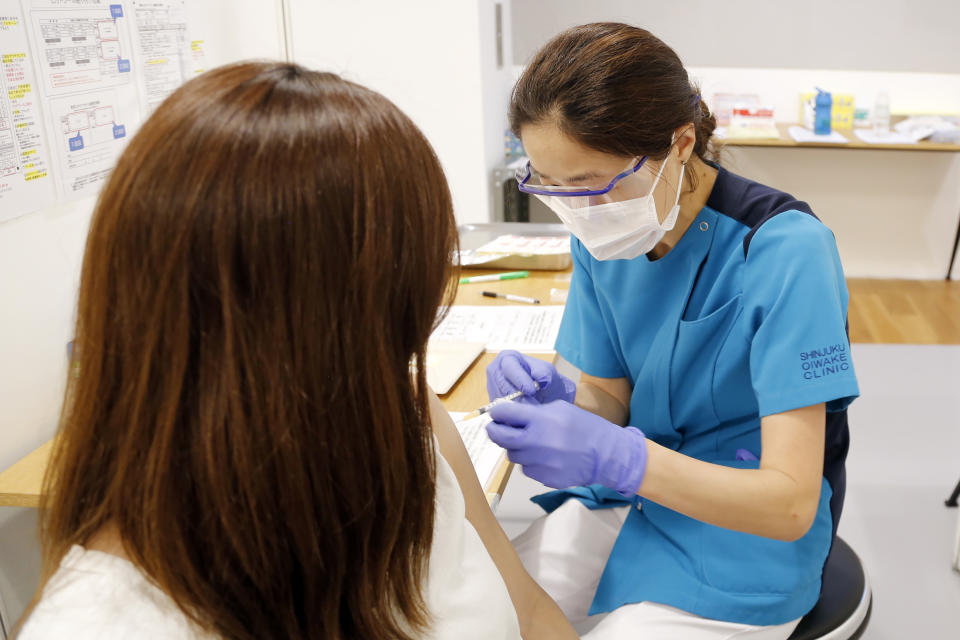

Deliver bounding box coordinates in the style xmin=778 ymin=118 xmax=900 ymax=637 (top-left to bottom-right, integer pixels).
xmin=17 ymin=62 xmax=575 ymax=640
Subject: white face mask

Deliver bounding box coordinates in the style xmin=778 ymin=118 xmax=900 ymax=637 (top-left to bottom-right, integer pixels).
xmin=536 ymin=153 xmax=685 ymax=261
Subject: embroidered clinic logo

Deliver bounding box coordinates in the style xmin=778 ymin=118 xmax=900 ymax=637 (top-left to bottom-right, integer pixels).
xmin=800 ymin=343 xmax=850 ymax=380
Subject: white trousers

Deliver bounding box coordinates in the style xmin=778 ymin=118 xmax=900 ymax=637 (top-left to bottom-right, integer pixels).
xmin=511 ymin=500 xmax=802 ymax=639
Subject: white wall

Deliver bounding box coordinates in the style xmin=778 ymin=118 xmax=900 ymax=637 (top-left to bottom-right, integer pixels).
xmin=0 ymin=196 xmax=91 ymax=636
xmin=689 ymin=65 xmax=960 ymax=280
xmin=288 ymin=0 xmax=514 ymax=225
xmin=0 ymin=0 xmax=286 ymax=474
xmin=511 ymin=0 xmax=960 ymax=75
xmin=0 ymin=1 xmax=286 ymax=628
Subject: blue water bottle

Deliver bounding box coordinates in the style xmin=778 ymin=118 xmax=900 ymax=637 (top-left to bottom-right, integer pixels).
xmin=814 ymin=87 xmax=832 ymax=135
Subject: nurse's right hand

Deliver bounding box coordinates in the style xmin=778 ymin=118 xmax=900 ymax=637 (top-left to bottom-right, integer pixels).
xmin=486 ymin=350 xmax=577 ymax=405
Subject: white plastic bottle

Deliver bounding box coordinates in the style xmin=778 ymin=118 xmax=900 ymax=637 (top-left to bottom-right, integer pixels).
xmin=873 ymin=91 xmax=891 ymax=134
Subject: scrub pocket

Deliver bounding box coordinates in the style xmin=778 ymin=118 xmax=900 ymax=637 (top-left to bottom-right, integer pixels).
xmin=672 ymin=295 xmax=743 ymax=429
xmin=712 ymin=298 xmax=761 ymax=425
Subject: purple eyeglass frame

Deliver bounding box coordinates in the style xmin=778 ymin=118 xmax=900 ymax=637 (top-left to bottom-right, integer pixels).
xmin=516 ymin=155 xmax=648 ymax=198
xmin=516 ymin=94 xmax=701 ymax=197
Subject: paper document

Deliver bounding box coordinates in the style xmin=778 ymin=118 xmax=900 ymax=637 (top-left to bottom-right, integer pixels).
xmin=432 ymin=305 xmax=565 ymax=353
xmin=130 ymin=1 xmax=195 ymax=116
xmin=449 ymin=411 xmax=505 ymax=489
xmin=27 ymin=0 xmax=142 ymax=198
xmin=28 ymin=1 xmax=137 ymax=97
xmin=477 ymin=234 xmax=570 ymax=256
xmin=460 ymin=234 xmax=571 ymax=269
xmin=788 ymin=126 xmax=848 ymax=144
xmin=0 ymin=2 xmax=57 ymax=221
xmin=853 ymin=129 xmax=916 ymax=145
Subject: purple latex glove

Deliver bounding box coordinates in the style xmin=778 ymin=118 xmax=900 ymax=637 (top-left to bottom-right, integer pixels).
xmin=485 ymin=350 xmax=577 ymax=405
xmin=486 ymin=400 xmax=648 ymax=496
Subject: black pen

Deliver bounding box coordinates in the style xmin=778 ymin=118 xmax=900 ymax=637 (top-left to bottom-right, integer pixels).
xmin=481 ymin=291 xmax=540 ymax=304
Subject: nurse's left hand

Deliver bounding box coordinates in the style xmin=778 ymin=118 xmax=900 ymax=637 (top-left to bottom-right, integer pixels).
xmin=486 ymin=400 xmax=648 ymax=496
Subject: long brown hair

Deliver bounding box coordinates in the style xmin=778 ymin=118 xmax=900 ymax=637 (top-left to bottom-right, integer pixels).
xmin=510 ymin=23 xmax=719 ymax=173
xmin=31 ymin=61 xmax=457 ymax=639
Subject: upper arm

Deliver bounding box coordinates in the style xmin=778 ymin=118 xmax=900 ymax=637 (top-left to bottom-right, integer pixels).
xmin=429 ymin=391 xmax=577 ymax=638
xmin=743 ymin=214 xmax=856 ymax=534
xmin=428 ymin=391 xmax=502 ymax=525
xmin=426 ymin=391 xmax=541 ymax=615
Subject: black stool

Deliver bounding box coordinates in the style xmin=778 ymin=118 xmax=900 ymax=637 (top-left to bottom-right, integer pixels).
xmin=787 ymin=537 xmax=871 ymax=640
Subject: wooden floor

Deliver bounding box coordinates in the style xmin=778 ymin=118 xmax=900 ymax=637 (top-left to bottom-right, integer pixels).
xmin=847 ymin=279 xmax=960 ymax=344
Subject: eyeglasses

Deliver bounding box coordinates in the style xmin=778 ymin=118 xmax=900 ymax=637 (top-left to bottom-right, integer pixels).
xmin=515 ymin=156 xmax=649 ymax=198
xmin=515 ymin=156 xmax=659 ymax=209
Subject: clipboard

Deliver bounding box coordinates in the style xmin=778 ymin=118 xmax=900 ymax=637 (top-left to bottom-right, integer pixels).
xmin=425 ymin=340 xmax=486 ymax=395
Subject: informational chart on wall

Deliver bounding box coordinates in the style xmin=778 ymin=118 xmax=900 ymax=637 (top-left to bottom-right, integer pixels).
xmin=130 ymin=0 xmax=204 ymax=115
xmin=26 ymin=0 xmax=141 ymax=198
xmin=0 ymin=1 xmax=56 ymax=222
xmin=0 ymin=0 xmax=205 ymax=220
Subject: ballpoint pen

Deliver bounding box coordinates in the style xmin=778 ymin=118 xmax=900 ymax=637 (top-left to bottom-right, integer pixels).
xmin=481 ymin=291 xmax=540 ymax=304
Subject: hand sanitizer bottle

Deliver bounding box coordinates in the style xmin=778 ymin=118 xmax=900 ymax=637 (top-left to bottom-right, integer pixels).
xmin=873 ymin=91 xmax=891 ymax=135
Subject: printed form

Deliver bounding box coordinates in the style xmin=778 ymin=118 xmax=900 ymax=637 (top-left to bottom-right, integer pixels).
xmin=130 ymin=0 xmax=200 ymax=116
xmin=448 ymin=411 xmax=504 ymax=489
xmin=431 ymin=305 xmax=565 ymax=353
xmin=27 ymin=0 xmax=142 ymax=198
xmin=0 ymin=2 xmax=55 ymax=221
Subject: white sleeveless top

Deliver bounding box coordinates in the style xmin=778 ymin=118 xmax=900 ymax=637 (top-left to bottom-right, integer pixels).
xmin=19 ymin=447 xmax=520 ymax=639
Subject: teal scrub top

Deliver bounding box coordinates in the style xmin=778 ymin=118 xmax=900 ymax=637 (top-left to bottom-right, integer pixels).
xmin=545 ymin=165 xmax=860 ymax=626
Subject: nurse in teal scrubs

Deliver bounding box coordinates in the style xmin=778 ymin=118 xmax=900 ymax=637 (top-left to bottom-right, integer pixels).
xmin=484 ymin=23 xmax=859 ymax=639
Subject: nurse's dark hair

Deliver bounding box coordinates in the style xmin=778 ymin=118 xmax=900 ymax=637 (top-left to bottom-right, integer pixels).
xmin=510 ymin=22 xmax=719 ymax=177
xmin=22 ymin=61 xmax=457 ymax=640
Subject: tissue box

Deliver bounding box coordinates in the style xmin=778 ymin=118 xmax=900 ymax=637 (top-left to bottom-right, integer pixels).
xmin=727 ymin=106 xmax=779 ymax=139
